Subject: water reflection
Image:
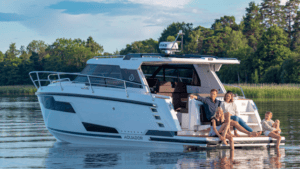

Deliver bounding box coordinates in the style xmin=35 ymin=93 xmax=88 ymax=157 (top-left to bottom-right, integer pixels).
xmin=1 ymin=97 xmax=300 ymax=168
xmin=45 ymin=142 xmax=286 ymax=169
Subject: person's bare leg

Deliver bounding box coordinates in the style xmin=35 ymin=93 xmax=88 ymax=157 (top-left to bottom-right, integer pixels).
xmin=230 ymin=121 xmax=254 ymax=136
xmin=218 ymin=123 xmax=229 ymax=145
xmin=273 ymin=120 xmax=281 ymax=134
xmin=269 ymin=132 xmax=281 ymax=149
xmin=223 ymin=112 xmax=231 ymax=137
xmin=226 ymin=135 xmax=234 ymax=151
xmin=234 ymin=130 xmax=240 ymax=137
xmin=230 ymin=149 xmax=234 ymax=162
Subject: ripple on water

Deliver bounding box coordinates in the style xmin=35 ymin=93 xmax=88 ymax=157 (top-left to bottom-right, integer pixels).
xmin=0 ymin=97 xmax=300 ymax=168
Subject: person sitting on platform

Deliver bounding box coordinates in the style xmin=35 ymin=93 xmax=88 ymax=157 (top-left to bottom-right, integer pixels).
xmin=190 ymin=89 xmax=221 ymax=122
xmin=210 ymin=107 xmax=259 ymax=143
xmin=261 ymin=111 xmax=282 ymax=149
xmin=209 ymin=107 xmax=234 ymax=149
xmin=221 ymin=91 xmax=262 ymax=137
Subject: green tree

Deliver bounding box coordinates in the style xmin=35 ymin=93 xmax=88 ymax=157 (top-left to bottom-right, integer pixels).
xmin=218 ymin=38 xmax=254 ymax=83
xmin=185 ymin=26 xmax=214 ymax=54
xmin=201 ymin=26 xmax=232 ymax=57
xmin=291 ymin=11 xmax=300 ymax=51
xmin=19 ymin=45 xmax=29 ymax=61
xmin=120 ymin=38 xmax=158 ymax=55
xmin=283 ymin=0 xmax=300 ymax=41
xmin=86 ymin=36 xmax=104 ymax=55
xmin=166 ymin=36 xmax=176 ymax=42
xmin=5 ymin=43 xmax=19 ymax=61
xmin=261 ymin=0 xmax=284 ymax=28
xmin=251 ymin=69 xmax=259 ymax=83
xmin=211 ymin=16 xmax=239 ymax=31
xmin=226 ymin=30 xmax=248 ymax=52
xmin=27 ymin=40 xmax=47 ymax=54
xmin=243 ymin=2 xmax=264 ymax=51
xmin=0 ymin=51 xmax=4 ymax=62
xmin=254 ymin=25 xmax=291 ymax=79
xmin=262 ymin=65 xmax=281 ymax=83
xmin=280 ymin=54 xmax=300 ymax=83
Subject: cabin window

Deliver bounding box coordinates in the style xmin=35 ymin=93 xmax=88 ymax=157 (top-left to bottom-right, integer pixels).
xmin=75 ymin=64 xmax=142 ymax=88
xmin=74 ymin=64 xmax=123 ymax=88
xmin=141 ymin=65 xmax=200 ymax=86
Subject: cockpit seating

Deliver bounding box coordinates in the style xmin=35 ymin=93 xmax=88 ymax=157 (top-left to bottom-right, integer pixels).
xmin=156 ymin=81 xmax=188 ymax=110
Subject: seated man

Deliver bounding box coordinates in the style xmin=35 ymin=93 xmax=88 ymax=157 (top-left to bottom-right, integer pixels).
xmin=261 ymin=111 xmax=282 ymax=149
xmin=190 ymin=89 xmax=221 ymax=122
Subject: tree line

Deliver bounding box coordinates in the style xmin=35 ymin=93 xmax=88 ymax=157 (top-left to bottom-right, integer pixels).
xmin=0 ymin=0 xmax=299 ymax=85
xmin=120 ymin=0 xmax=300 ymax=83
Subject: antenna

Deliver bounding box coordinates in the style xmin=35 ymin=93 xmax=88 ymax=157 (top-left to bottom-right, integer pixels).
xmin=170 ymin=30 xmax=184 ymax=51
xmin=158 ymin=30 xmax=184 ymax=54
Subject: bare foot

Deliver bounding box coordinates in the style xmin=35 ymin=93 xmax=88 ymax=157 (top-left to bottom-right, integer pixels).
xmin=228 ymin=133 xmax=235 ymax=137
xmin=234 ymin=130 xmax=240 ymax=137
xmin=256 ymin=131 xmax=262 ymax=137
xmin=220 ymin=136 xmax=228 ymax=145
xmin=249 ymin=132 xmax=257 ymax=137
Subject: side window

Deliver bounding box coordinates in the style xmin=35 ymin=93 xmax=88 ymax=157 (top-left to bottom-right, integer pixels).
xmin=93 ymin=65 xmax=123 ymax=87
xmin=74 ymin=64 xmax=123 ymax=88
xmin=141 ymin=65 xmax=201 ymax=86
xmin=164 ymin=68 xmax=178 ymax=82
xmin=121 ymin=69 xmax=142 ymax=88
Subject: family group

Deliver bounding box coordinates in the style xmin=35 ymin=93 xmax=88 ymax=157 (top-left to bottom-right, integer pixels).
xmin=190 ymin=89 xmax=282 ymax=150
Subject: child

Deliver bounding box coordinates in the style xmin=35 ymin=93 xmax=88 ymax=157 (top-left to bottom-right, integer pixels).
xmin=261 ymin=111 xmax=282 ymax=149
xmin=209 ymin=107 xmax=234 ymax=150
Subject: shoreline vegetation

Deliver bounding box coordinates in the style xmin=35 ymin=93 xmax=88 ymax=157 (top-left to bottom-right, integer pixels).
xmin=0 ymin=85 xmax=37 ymax=96
xmin=225 ymin=83 xmax=300 ymax=99
xmin=0 ymin=84 xmax=299 ymax=99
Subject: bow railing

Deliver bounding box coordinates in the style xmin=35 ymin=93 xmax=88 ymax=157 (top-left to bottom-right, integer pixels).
xmin=29 ymin=71 xmax=152 ymax=98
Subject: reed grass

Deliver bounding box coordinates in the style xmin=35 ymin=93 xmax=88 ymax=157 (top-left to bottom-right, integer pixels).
xmin=224 ymin=83 xmax=300 ymax=99
xmin=0 ymin=83 xmax=299 ymax=98
xmin=0 ymin=85 xmax=37 ymax=95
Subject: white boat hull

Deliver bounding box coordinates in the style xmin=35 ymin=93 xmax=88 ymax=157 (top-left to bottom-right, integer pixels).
xmin=36 ymin=85 xmax=285 ymax=149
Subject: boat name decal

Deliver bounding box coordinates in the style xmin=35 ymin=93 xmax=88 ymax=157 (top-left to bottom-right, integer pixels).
xmin=124 ymin=135 xmax=143 ymax=140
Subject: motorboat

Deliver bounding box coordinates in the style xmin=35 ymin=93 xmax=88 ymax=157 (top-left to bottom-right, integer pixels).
xmin=29 ymin=31 xmax=285 ymax=149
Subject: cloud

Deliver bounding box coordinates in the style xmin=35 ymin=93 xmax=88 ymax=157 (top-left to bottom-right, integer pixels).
xmin=0 ymin=0 xmax=269 ymax=53
xmin=0 ymin=12 xmax=26 ymax=22
xmin=48 ymin=1 xmax=143 ymax=15
xmin=127 ymin=0 xmax=193 ymax=8
xmin=71 ymin=0 xmax=193 ymax=8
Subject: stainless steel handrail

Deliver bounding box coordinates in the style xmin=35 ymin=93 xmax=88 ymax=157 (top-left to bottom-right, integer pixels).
xmin=93 ymin=55 xmax=125 ymax=59
xmin=29 ymin=71 xmax=154 ymax=99
xmin=223 ymin=83 xmax=246 ymax=99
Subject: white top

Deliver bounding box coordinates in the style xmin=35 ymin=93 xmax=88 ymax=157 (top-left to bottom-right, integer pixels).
xmin=261 ymin=119 xmax=275 ymax=132
xmin=220 ymin=102 xmax=240 ymax=116
xmin=87 ymin=57 xmax=240 ymax=69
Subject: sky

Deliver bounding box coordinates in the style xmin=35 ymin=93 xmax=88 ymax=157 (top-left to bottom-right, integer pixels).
xmin=0 ymin=0 xmax=289 ymax=54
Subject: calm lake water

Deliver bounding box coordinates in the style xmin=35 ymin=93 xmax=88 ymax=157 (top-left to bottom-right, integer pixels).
xmin=0 ymin=96 xmax=299 ymax=168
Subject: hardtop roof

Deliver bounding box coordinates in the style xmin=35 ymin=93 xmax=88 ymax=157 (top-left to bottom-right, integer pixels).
xmin=87 ymin=53 xmax=240 ymax=69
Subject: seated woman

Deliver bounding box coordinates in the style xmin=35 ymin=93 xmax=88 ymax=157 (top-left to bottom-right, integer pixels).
xmin=209 ymin=107 xmax=234 ymax=149
xmin=209 ymin=107 xmax=259 ymax=149
xmin=221 ymin=91 xmax=262 ymax=137
xmin=261 ymin=111 xmax=282 ymax=149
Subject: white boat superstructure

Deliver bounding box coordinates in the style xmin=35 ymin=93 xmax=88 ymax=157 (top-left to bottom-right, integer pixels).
xmin=29 ymin=35 xmax=285 ymax=149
